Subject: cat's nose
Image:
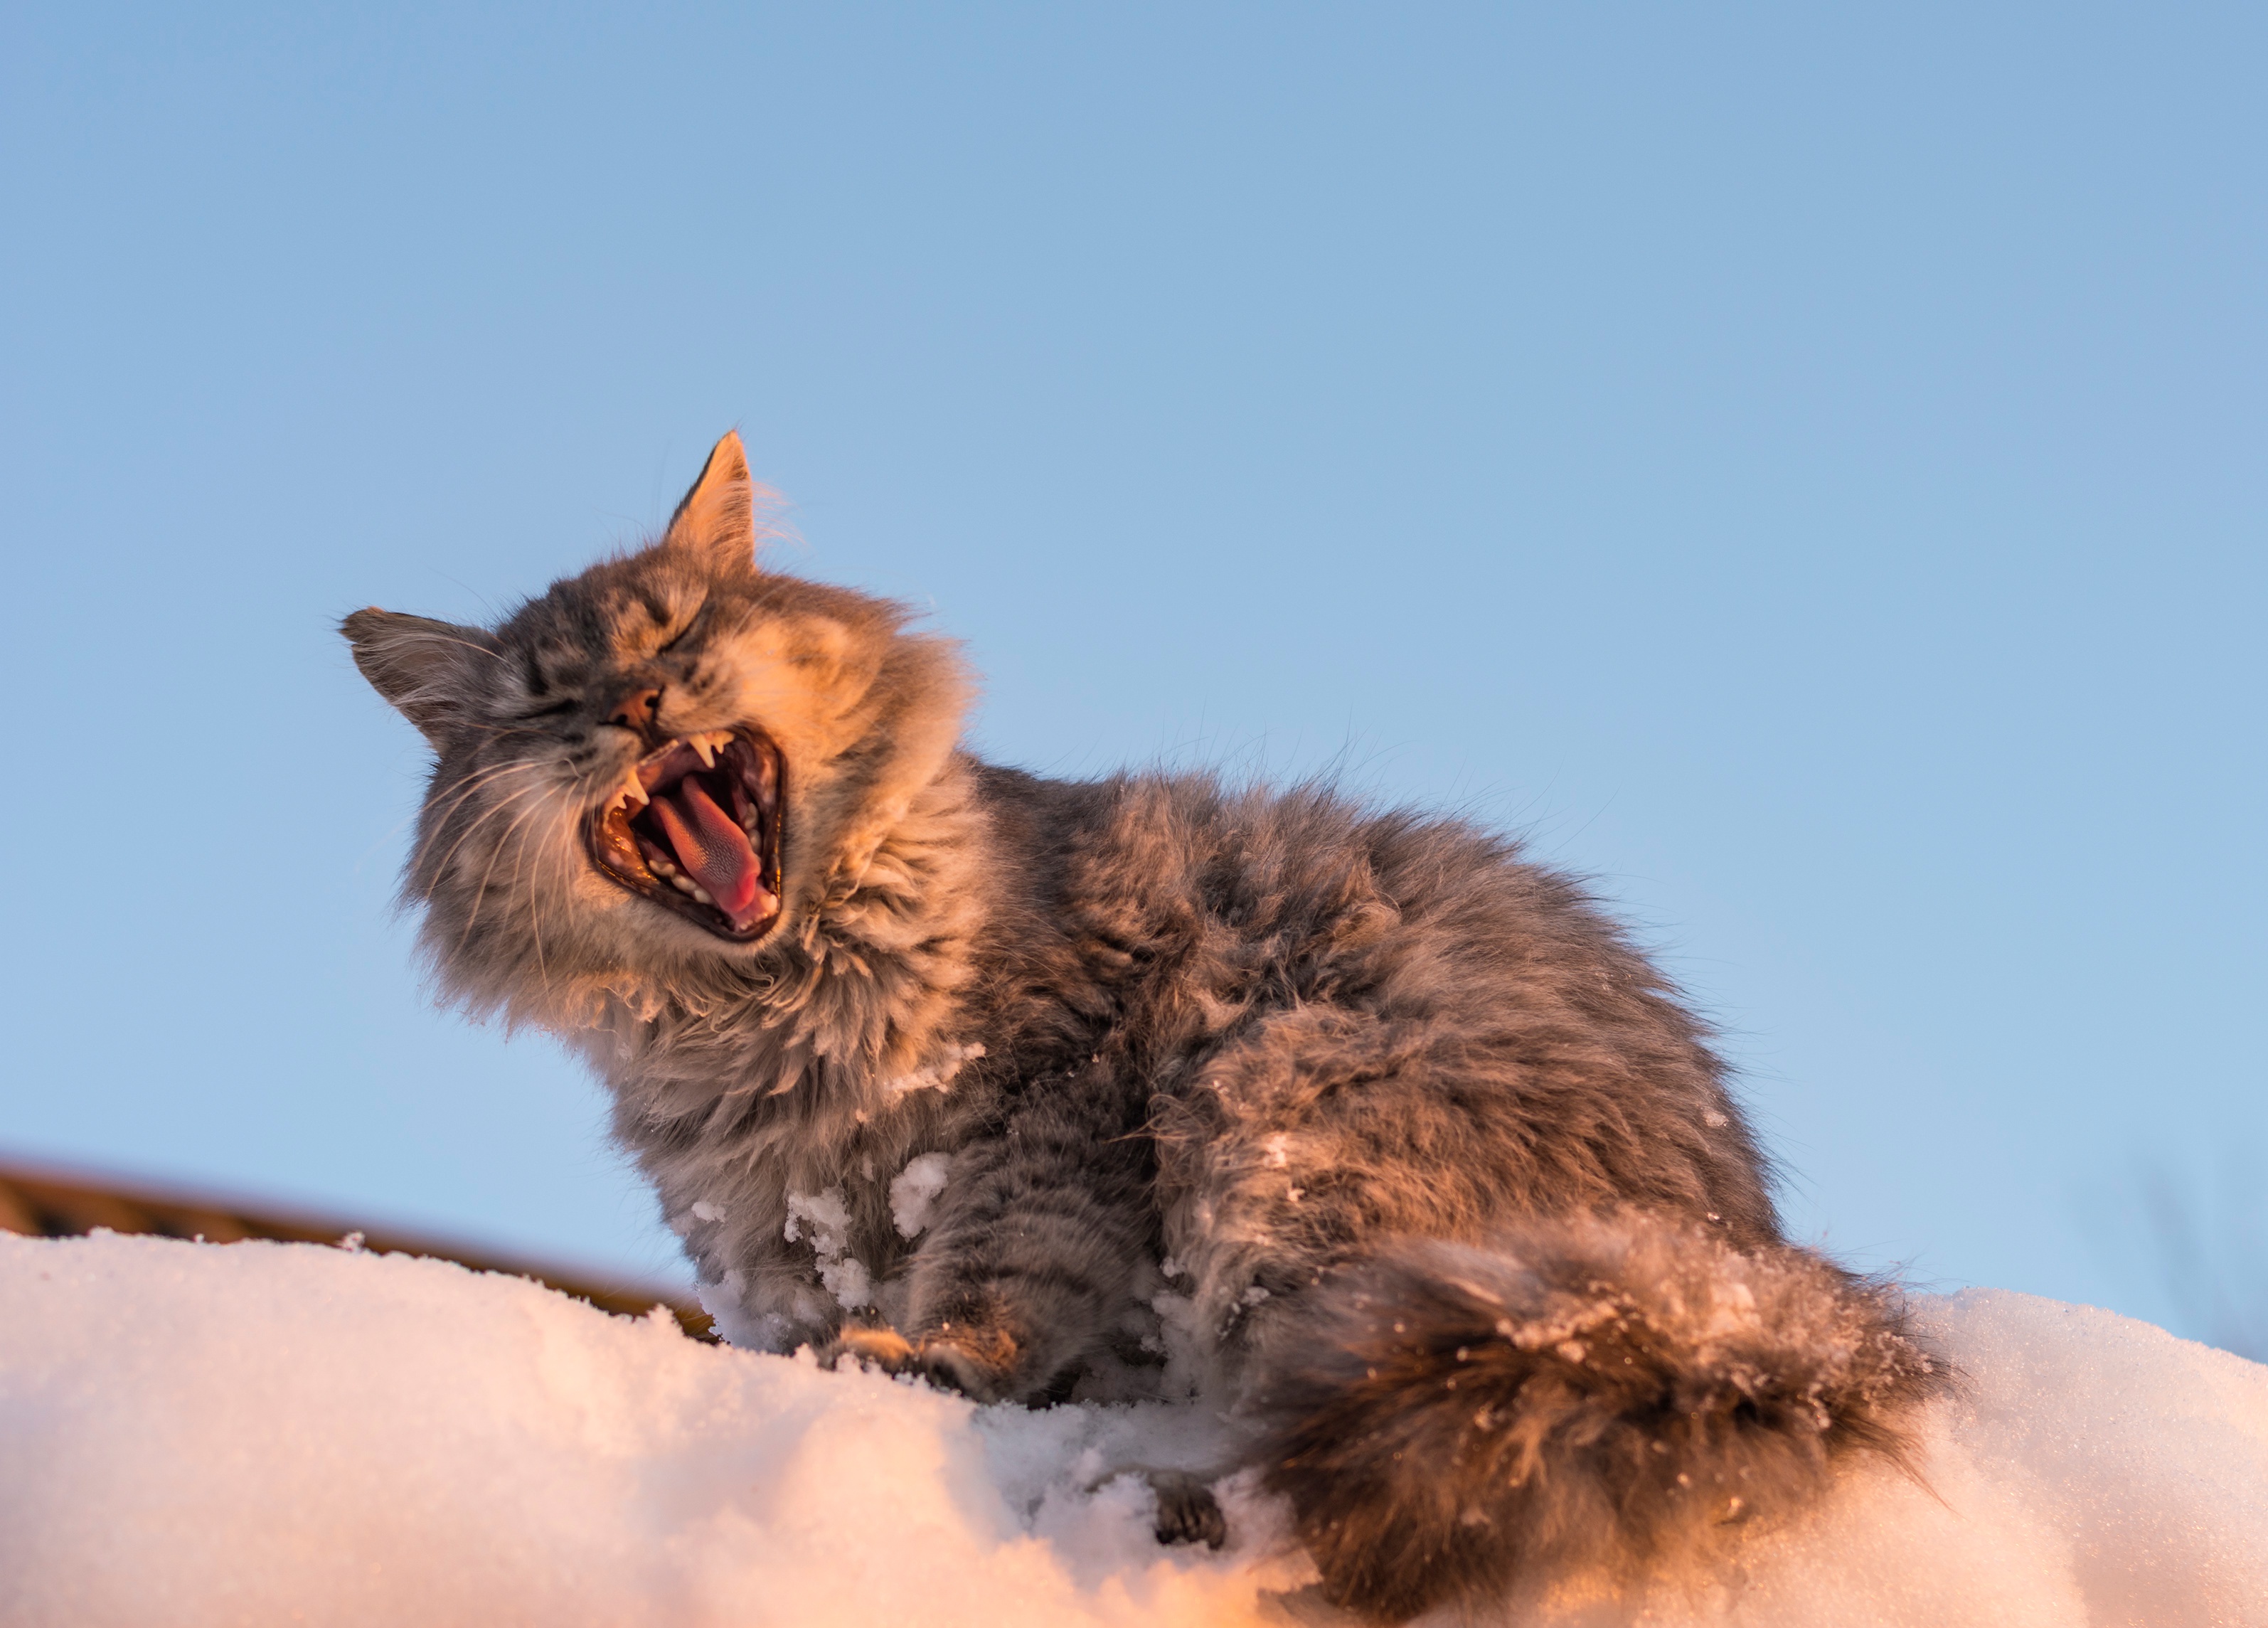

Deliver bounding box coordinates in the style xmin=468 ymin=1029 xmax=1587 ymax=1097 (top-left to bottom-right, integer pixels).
xmin=607 ymin=688 xmax=663 ymax=735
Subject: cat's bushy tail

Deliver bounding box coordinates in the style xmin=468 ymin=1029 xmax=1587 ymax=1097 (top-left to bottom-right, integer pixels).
xmin=1252 ymin=1212 xmax=1942 ymax=1624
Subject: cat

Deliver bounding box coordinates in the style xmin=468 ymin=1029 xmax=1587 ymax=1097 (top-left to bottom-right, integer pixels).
xmin=344 ymin=432 xmax=1938 ymax=1623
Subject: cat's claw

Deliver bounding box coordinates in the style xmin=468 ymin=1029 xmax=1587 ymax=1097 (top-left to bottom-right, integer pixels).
xmin=1147 ymin=1469 xmax=1228 ymax=1550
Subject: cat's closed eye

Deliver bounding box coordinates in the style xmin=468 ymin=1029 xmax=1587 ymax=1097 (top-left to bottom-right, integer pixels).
xmin=654 ymin=602 xmax=707 ymax=656
xmin=515 ymin=649 xmax=583 ymax=720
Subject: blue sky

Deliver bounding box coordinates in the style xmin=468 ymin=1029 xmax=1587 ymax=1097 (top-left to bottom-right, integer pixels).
xmin=3 ymin=5 xmax=2262 ymax=1341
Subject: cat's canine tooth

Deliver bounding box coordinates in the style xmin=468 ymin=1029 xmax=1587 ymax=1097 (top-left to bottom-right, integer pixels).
xmin=614 ymin=770 xmax=649 ymax=812
xmin=687 ymin=729 xmax=732 ymax=769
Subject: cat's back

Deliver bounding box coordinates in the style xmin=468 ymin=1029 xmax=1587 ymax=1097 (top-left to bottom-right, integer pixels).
xmin=981 ymin=764 xmax=1779 ymax=1242
xmin=1000 ymin=765 xmax=1677 ymax=1028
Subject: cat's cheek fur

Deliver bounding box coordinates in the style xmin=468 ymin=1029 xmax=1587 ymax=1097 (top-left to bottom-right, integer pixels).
xmin=764 ymin=640 xmax=973 ymax=909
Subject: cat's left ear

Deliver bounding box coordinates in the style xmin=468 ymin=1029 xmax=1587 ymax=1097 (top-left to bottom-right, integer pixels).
xmin=341 ymin=608 xmax=491 ymax=745
xmin=664 ymin=430 xmax=761 ymax=566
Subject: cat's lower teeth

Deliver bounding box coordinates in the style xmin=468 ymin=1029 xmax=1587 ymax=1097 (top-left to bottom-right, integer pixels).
xmin=666 ymin=874 xmax=718 ymax=906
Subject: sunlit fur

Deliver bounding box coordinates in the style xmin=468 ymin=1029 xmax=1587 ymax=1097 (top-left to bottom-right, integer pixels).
xmin=346 ymin=434 xmax=1939 ymax=1624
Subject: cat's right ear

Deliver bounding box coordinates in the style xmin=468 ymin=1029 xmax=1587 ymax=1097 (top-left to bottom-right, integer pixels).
xmin=663 ymin=430 xmax=764 ymax=567
xmin=341 ymin=608 xmax=489 ymax=744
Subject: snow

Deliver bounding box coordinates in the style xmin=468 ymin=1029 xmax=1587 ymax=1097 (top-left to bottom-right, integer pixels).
xmin=782 ymin=1188 xmax=873 ymax=1310
xmin=1 ymin=1232 xmax=2263 ymax=1627
xmin=890 ymin=1151 xmax=953 ymax=1239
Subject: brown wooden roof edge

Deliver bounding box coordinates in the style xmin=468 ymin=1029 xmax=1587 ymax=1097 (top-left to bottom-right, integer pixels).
xmin=0 ymin=1152 xmax=716 ymax=1342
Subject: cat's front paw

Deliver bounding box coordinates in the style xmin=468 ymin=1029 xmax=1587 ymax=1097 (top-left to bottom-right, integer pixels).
xmin=909 ymin=1336 xmax=1011 ymax=1402
xmin=824 ymin=1325 xmax=1014 ymax=1403
xmin=825 ymin=1325 xmax=921 ymax=1375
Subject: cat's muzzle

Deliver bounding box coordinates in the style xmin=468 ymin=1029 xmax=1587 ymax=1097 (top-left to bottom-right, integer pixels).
xmin=585 ymin=727 xmax=786 ymax=942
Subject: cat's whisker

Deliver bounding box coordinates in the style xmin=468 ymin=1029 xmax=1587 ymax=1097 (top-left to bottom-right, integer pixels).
xmin=409 ymin=793 xmax=548 ymax=895
xmin=408 ymin=761 xmax=553 ymax=871
xmin=452 ymin=790 xmax=563 ymax=950
xmin=416 ymin=757 xmax=545 ymax=825
xmin=447 ymin=722 xmax=553 ymax=742
xmin=512 ymin=802 xmax=581 ymax=996
xmin=510 ymin=820 xmax=552 ymax=991
xmin=420 ymin=780 xmax=557 ymax=910
xmin=528 ymin=836 xmax=578 ymax=1001
xmin=407 ymin=797 xmax=518 ymax=892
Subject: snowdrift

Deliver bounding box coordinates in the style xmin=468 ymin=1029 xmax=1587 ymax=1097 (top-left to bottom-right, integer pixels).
xmin=1 ymin=1232 xmax=2262 ymax=1627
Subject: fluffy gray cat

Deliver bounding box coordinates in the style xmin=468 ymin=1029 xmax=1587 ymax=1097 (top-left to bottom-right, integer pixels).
xmin=346 ymin=433 xmax=1937 ymax=1622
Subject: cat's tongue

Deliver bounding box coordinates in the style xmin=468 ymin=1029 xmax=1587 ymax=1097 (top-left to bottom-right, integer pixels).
xmin=649 ymin=779 xmax=767 ymax=928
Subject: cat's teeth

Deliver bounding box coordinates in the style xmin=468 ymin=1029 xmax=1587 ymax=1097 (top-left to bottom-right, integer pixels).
xmin=614 ymin=771 xmax=649 ymax=812
xmin=671 ymin=875 xmax=698 ymax=895
xmin=690 ymin=885 xmax=714 ymax=905
xmin=687 ymin=730 xmax=733 ymax=768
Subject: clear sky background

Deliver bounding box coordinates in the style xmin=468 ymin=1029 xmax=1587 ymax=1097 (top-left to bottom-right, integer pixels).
xmin=2 ymin=6 xmax=2261 ymax=1344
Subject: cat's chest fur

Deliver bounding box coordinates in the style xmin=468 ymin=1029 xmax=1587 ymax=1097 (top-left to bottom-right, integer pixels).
xmin=569 ymin=770 xmax=1294 ymax=1354
xmin=575 ymin=1002 xmax=1014 ymax=1349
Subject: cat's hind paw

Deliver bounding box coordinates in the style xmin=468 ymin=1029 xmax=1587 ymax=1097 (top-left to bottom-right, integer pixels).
xmin=1148 ymin=1469 xmax=1228 ymax=1550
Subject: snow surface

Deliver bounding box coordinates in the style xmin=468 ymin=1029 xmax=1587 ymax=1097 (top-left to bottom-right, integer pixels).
xmin=1 ymin=1232 xmax=2263 ymax=1627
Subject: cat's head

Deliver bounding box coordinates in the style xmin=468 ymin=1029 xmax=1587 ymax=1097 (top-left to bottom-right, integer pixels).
xmin=344 ymin=433 xmax=973 ymax=1017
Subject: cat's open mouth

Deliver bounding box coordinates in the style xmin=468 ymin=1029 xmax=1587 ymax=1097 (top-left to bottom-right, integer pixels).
xmin=585 ymin=728 xmax=785 ymax=942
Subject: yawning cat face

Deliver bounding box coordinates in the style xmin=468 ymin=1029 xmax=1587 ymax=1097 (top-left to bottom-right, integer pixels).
xmin=344 ymin=433 xmax=971 ymax=1013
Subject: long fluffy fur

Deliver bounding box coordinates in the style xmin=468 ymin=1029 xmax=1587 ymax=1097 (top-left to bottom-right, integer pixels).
xmin=345 ymin=433 xmax=1942 ymax=1623
xmin=1254 ymin=1215 xmax=1935 ymax=1621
